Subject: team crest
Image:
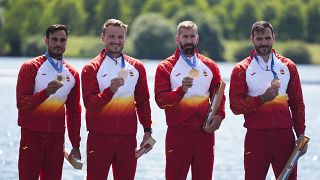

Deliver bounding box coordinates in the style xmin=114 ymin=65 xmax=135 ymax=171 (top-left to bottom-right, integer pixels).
xmin=66 ymin=76 xmax=70 ymax=82
xmin=280 ymin=68 xmax=285 ymax=74
xmin=203 ymin=71 xmax=208 ymax=76
xmin=129 ymin=71 xmax=134 ymax=77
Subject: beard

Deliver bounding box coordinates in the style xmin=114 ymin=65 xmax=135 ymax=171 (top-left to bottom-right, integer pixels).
xmin=180 ymin=43 xmax=196 ymax=55
xmin=254 ymin=44 xmax=272 ymax=56
xmin=48 ymin=47 xmax=64 ymax=60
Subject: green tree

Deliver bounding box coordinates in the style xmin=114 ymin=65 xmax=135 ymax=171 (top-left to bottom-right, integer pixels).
xmin=83 ymin=0 xmax=99 ymax=34
xmin=276 ymin=1 xmax=306 ymax=40
xmin=306 ymin=0 xmax=320 ymax=42
xmin=212 ymin=0 xmax=237 ymax=39
xmin=261 ymin=1 xmax=279 ymax=26
xmin=40 ymin=0 xmax=87 ymax=35
xmin=174 ymin=7 xmax=225 ymax=61
xmin=130 ymin=13 xmax=176 ymax=59
xmin=94 ymin=0 xmax=121 ymax=34
xmin=1 ymin=0 xmax=45 ymax=55
xmin=232 ymin=1 xmax=258 ymax=39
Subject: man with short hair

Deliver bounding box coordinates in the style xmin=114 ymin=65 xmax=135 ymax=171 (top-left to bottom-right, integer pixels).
xmin=229 ymin=21 xmax=307 ymax=180
xmin=82 ymin=19 xmax=153 ymax=180
xmin=16 ymin=24 xmax=82 ymax=180
xmin=154 ymin=20 xmax=226 ymax=180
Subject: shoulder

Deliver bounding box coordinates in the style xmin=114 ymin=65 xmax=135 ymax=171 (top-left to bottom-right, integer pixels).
xmin=233 ymin=56 xmax=252 ymax=72
xmin=157 ymin=53 xmax=177 ymax=70
xmin=82 ymin=54 xmax=104 ymax=73
xmin=21 ymin=55 xmax=46 ymax=70
xmin=276 ymin=54 xmax=296 ymax=67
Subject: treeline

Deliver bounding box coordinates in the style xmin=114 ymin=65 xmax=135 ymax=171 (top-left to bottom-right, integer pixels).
xmin=0 ymin=0 xmax=320 ymax=61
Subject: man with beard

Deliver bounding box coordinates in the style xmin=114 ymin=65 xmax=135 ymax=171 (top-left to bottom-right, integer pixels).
xmin=81 ymin=19 xmax=153 ymax=180
xmin=16 ymin=24 xmax=81 ymax=179
xmin=229 ymin=21 xmax=307 ymax=180
xmin=154 ymin=20 xmax=226 ymax=180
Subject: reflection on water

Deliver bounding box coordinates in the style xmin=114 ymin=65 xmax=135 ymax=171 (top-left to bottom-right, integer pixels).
xmin=0 ymin=58 xmax=319 ymax=180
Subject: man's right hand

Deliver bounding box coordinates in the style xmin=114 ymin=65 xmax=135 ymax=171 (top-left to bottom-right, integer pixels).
xmin=45 ymin=80 xmax=63 ymax=96
xmin=260 ymin=86 xmax=279 ymax=102
xmin=182 ymin=76 xmax=194 ymax=92
xmin=110 ymin=77 xmax=124 ymax=93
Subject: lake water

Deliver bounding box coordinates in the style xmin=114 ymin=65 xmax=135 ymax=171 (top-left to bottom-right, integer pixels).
xmin=0 ymin=57 xmax=319 ymax=180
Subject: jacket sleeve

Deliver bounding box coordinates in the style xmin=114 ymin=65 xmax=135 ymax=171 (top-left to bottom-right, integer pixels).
xmin=81 ymin=64 xmax=114 ymax=111
xmin=287 ymin=62 xmax=305 ymax=136
xmin=65 ymin=70 xmax=82 ymax=148
xmin=229 ymin=64 xmax=263 ymax=115
xmin=154 ymin=63 xmax=186 ymax=109
xmin=16 ymin=61 xmax=49 ymax=110
xmin=134 ymin=63 xmax=152 ymax=129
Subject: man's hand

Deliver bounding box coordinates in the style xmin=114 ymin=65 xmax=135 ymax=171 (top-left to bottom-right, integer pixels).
xmin=260 ymin=86 xmax=279 ymax=102
xmin=300 ymin=143 xmax=308 ymax=156
xmin=203 ymin=115 xmax=223 ymax=133
xmin=45 ymin=80 xmax=63 ymax=96
xmin=182 ymin=76 xmax=194 ymax=92
xmin=140 ymin=132 xmax=152 ymax=148
xmin=70 ymin=148 xmax=81 ymax=160
xmin=110 ymin=77 xmax=124 ymax=93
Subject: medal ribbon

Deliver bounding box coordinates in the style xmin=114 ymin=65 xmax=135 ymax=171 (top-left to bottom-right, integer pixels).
xmin=179 ymin=51 xmax=196 ymax=68
xmin=107 ymin=52 xmax=125 ymax=69
xmin=254 ymin=53 xmax=278 ymax=79
xmin=45 ymin=52 xmax=63 ymax=73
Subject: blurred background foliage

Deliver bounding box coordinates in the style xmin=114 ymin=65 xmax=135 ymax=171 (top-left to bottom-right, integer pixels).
xmin=0 ymin=0 xmax=320 ymax=63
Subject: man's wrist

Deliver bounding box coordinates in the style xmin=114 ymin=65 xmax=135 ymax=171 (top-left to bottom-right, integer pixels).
xmin=144 ymin=128 xmax=152 ymax=134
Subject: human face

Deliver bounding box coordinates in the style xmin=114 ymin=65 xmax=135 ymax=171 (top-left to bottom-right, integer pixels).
xmin=251 ymin=27 xmax=275 ymax=57
xmin=101 ymin=25 xmax=126 ymax=58
xmin=45 ymin=30 xmax=67 ymax=60
xmin=176 ymin=27 xmax=199 ymax=56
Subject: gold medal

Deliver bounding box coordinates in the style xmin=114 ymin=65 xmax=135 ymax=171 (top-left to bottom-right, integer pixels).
xmin=189 ymin=68 xmax=200 ymax=78
xmin=271 ymin=78 xmax=281 ymax=88
xmin=118 ymin=69 xmax=128 ymax=79
xmin=56 ymin=73 xmax=64 ymax=82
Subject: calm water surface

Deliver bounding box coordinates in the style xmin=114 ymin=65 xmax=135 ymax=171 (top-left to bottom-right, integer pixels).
xmin=0 ymin=57 xmax=319 ymax=180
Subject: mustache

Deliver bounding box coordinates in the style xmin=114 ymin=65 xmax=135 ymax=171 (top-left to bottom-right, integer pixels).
xmin=259 ymin=45 xmax=269 ymax=48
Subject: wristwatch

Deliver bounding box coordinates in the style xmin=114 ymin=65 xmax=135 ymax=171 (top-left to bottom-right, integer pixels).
xmin=144 ymin=128 xmax=152 ymax=134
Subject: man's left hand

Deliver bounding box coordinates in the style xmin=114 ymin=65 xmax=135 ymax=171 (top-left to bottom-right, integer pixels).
xmin=70 ymin=148 xmax=81 ymax=160
xmin=203 ymin=115 xmax=223 ymax=133
xmin=140 ymin=132 xmax=152 ymax=148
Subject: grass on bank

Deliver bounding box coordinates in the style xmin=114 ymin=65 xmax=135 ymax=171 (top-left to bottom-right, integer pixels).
xmin=65 ymin=36 xmax=320 ymax=64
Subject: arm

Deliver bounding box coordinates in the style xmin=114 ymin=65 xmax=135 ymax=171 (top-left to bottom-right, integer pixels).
xmin=154 ymin=63 xmax=186 ymax=109
xmin=134 ymin=63 xmax=153 ymax=147
xmin=81 ymin=64 xmax=114 ymax=111
xmin=287 ymin=62 xmax=305 ymax=136
xmin=134 ymin=63 xmax=152 ymax=131
xmin=65 ymin=70 xmax=82 ymax=149
xmin=16 ymin=61 xmax=49 ymax=110
xmin=229 ymin=64 xmax=263 ymax=115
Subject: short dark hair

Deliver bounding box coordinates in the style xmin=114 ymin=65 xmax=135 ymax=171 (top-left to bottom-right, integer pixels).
xmin=45 ymin=24 xmax=69 ymax=39
xmin=251 ymin=21 xmax=274 ymax=37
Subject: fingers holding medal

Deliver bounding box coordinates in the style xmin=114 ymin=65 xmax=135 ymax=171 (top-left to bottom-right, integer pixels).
xmin=271 ymin=78 xmax=281 ymax=88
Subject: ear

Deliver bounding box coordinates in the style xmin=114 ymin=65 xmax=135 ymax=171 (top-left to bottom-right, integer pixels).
xmin=101 ymin=33 xmax=105 ymax=43
xmin=196 ymin=34 xmax=199 ymax=44
xmin=175 ymin=34 xmax=179 ymax=45
xmin=44 ymin=37 xmax=49 ymax=45
xmin=250 ymin=35 xmax=254 ymax=44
